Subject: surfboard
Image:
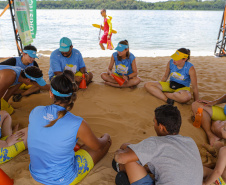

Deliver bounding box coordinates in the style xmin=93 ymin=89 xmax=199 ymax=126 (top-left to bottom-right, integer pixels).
xmin=92 ymin=24 xmax=117 ymax=34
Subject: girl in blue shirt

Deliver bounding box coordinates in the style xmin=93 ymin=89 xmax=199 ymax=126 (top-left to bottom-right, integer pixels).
xmin=145 ymin=48 xmax=199 ymax=104
xmin=28 ymin=70 xmax=111 ymax=185
xmin=101 ymin=40 xmax=141 ymax=88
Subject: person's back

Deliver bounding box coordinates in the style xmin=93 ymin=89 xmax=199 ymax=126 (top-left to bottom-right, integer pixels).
xmin=114 ymin=104 xmax=203 ymax=185
xmin=28 ymin=70 xmax=110 ymax=185
xmin=28 ymin=104 xmax=82 ymax=185
xmin=129 ymin=134 xmax=203 ymax=185
xmin=0 ymin=65 xmax=21 ymax=86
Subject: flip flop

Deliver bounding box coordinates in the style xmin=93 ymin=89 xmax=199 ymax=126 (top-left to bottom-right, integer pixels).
xmin=13 ymin=94 xmax=22 ymax=102
xmin=112 ymin=159 xmax=120 ymax=172
xmin=115 ymin=171 xmax=130 ymax=185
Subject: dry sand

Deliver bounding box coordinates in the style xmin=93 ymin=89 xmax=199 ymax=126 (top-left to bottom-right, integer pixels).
xmin=1 ymin=53 xmax=226 ymax=184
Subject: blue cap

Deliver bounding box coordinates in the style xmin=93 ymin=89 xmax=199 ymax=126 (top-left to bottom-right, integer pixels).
xmin=59 ymin=37 xmax=72 ymax=52
xmin=115 ymin=43 xmax=129 ymax=52
xmin=23 ymin=50 xmax=39 ymax=59
xmin=24 ymin=72 xmax=47 ymax=86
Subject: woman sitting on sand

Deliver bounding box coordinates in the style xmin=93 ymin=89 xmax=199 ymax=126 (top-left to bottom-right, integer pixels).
xmin=192 ymin=95 xmax=226 ymax=146
xmin=28 ymin=70 xmax=111 ymax=185
xmin=144 ymin=48 xmax=199 ymax=105
xmin=0 ymin=110 xmax=28 ymax=164
xmin=101 ymin=40 xmax=141 ymax=88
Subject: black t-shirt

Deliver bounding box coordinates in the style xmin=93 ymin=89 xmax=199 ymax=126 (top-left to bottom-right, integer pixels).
xmin=0 ymin=57 xmax=39 ymax=68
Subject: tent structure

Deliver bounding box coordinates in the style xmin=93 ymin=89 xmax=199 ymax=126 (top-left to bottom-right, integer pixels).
xmin=214 ymin=3 xmax=226 ymax=57
xmin=8 ymin=0 xmax=23 ymax=56
xmin=0 ymin=0 xmax=36 ymax=56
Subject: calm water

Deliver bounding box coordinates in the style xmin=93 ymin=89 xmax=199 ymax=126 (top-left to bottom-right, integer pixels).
xmin=0 ymin=9 xmax=223 ymax=57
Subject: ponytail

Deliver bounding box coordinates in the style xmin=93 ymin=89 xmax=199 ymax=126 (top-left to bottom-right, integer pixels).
xmin=45 ymin=70 xmax=77 ymax=127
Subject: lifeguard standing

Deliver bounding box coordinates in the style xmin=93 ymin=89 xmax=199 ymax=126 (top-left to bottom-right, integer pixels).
xmin=99 ymin=9 xmax=113 ymax=50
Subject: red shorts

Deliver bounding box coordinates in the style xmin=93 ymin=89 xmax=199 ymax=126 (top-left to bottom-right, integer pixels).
xmin=100 ymin=33 xmax=112 ymax=44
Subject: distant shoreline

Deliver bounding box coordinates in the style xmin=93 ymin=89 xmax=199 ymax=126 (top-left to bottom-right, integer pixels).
xmin=0 ymin=0 xmax=225 ymax=11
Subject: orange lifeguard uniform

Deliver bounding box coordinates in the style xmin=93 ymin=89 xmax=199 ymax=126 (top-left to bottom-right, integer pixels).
xmin=100 ymin=16 xmax=112 ymax=44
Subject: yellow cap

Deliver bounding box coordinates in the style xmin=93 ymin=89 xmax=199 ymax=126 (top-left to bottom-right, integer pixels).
xmin=171 ymin=50 xmax=188 ymax=61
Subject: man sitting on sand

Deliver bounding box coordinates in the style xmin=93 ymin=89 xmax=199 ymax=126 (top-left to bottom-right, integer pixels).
xmin=0 ymin=65 xmax=48 ymax=114
xmin=48 ymin=37 xmax=93 ymax=86
xmin=0 ymin=45 xmax=49 ymax=102
xmin=192 ymin=95 xmax=226 ymax=146
xmin=0 ymin=110 xmax=28 ymax=164
xmin=113 ymin=104 xmax=203 ymax=185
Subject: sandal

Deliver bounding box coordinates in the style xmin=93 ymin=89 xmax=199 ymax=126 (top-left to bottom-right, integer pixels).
xmin=13 ymin=94 xmax=22 ymax=102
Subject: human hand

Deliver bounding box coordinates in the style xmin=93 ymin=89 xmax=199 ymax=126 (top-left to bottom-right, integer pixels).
xmin=107 ymin=70 xmax=113 ymax=75
xmin=107 ymin=35 xmax=111 ymax=39
xmin=74 ymin=76 xmax=83 ymax=83
xmin=84 ymin=73 xmax=89 ymax=82
xmin=114 ymin=149 xmax=125 ymax=163
xmin=6 ymin=130 xmax=25 ymax=147
xmin=202 ymin=143 xmax=217 ymax=157
xmin=122 ymin=75 xmax=128 ymax=83
xmin=197 ymin=99 xmax=216 ymax=107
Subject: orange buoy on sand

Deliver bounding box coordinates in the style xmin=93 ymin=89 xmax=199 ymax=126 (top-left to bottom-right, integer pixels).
xmin=0 ymin=168 xmax=14 ymax=185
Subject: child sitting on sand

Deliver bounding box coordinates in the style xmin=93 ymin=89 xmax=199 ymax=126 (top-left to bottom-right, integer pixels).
xmin=101 ymin=40 xmax=141 ymax=88
xmin=203 ymin=146 xmax=226 ymax=185
xmin=113 ymin=104 xmax=203 ymax=185
xmin=144 ymin=48 xmax=199 ymax=105
xmin=0 ymin=110 xmax=28 ymax=164
xmin=28 ymin=70 xmax=111 ymax=185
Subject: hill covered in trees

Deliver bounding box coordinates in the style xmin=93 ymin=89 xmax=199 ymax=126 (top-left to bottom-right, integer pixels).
xmin=0 ymin=0 xmax=225 ymax=10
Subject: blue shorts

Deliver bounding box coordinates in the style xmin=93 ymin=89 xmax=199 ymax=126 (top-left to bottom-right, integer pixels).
xmin=131 ymin=174 xmax=154 ymax=185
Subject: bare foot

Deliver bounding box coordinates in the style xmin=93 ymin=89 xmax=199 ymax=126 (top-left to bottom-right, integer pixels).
xmin=202 ymin=143 xmax=217 ymax=157
xmin=129 ymin=85 xmax=137 ymax=89
xmin=208 ymin=133 xmax=220 ymax=146
xmin=12 ymin=123 xmax=19 ymax=133
xmin=212 ymin=140 xmax=224 ymax=151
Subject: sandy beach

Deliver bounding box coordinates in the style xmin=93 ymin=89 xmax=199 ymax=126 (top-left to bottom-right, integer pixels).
xmin=0 ymin=53 xmax=225 ymax=185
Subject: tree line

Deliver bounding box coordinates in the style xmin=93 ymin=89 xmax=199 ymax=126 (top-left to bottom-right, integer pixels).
xmin=0 ymin=0 xmax=225 ymax=10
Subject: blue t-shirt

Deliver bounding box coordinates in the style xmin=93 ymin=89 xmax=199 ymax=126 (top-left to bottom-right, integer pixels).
xmin=113 ymin=52 xmax=135 ymax=76
xmin=28 ymin=104 xmax=83 ymax=185
xmin=15 ymin=56 xmax=35 ymax=70
xmin=169 ymin=59 xmax=193 ymax=87
xmin=48 ymin=48 xmax=86 ymax=80
xmin=0 ymin=65 xmax=21 ymax=86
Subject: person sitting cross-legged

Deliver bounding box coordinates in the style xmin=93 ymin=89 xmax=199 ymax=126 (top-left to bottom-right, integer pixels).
xmin=113 ymin=104 xmax=203 ymax=185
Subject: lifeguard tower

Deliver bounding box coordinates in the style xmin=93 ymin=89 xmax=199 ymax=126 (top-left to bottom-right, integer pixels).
xmin=214 ymin=4 xmax=226 ymax=57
